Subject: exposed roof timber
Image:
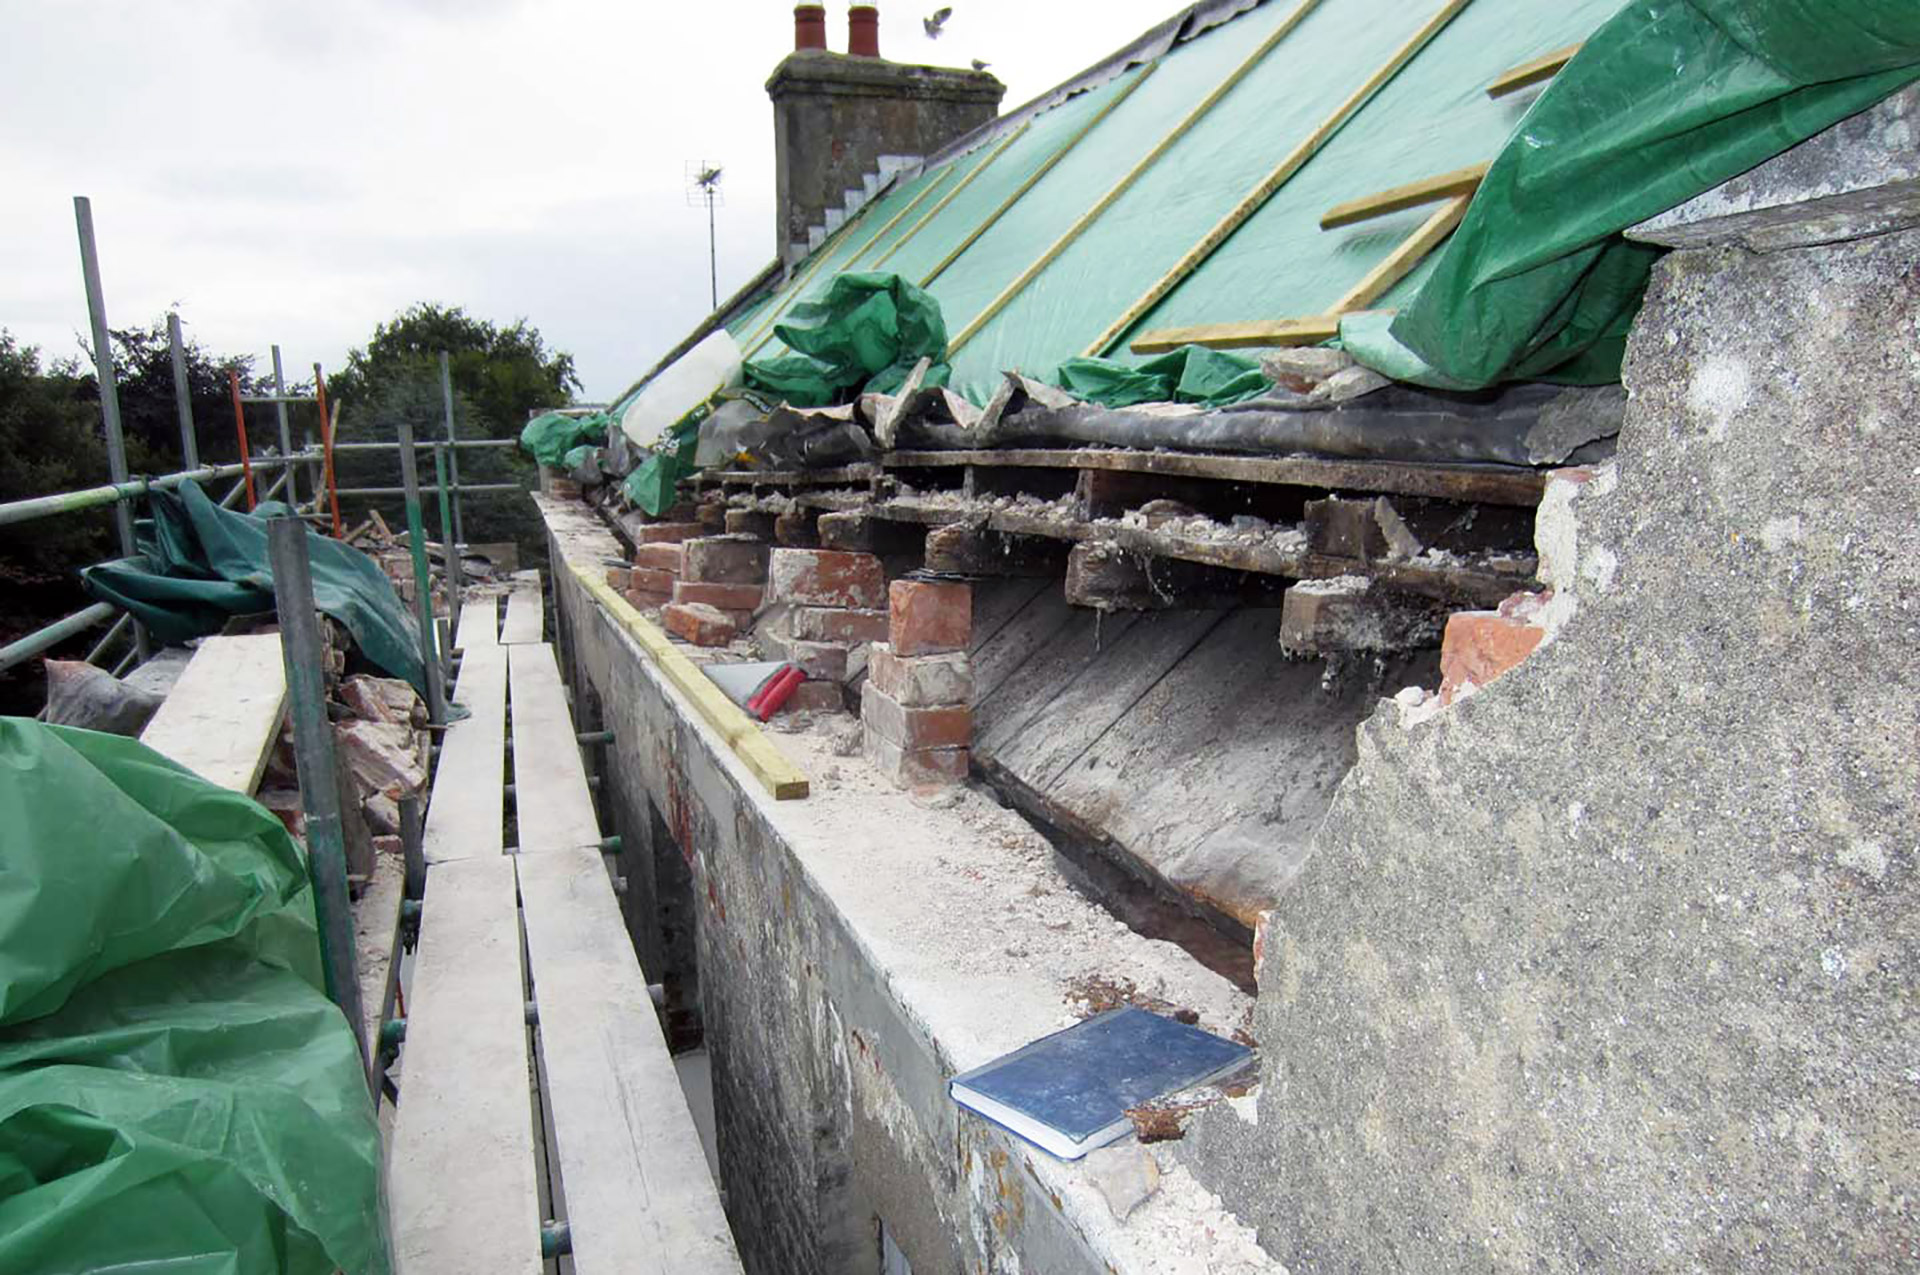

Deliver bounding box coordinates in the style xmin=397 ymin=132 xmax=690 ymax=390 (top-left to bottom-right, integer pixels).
xmin=1320 ymin=162 xmax=1489 ymax=229
xmin=1328 ymin=192 xmax=1471 ymax=313
xmin=870 ymin=121 xmax=1033 ymax=273
xmin=704 ymin=443 xmax=1548 ymax=507
xmin=949 ymin=0 xmax=1325 ymax=356
xmin=1486 ymin=41 xmax=1581 ymax=98
xmin=1130 ymin=313 xmax=1345 ymax=353
xmin=1083 ymin=0 xmax=1474 ymax=358
xmin=921 ymin=62 xmax=1160 ymax=288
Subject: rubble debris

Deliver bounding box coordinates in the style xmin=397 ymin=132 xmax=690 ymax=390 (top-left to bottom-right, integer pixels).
xmin=41 ymin=659 xmax=163 ymax=736
xmin=1084 ymin=1143 xmax=1164 ymax=1221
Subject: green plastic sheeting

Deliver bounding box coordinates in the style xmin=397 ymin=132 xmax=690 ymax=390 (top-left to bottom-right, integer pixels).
xmin=1054 ymin=345 xmax=1269 ymax=408
xmin=520 ymin=410 xmax=609 ymax=466
xmin=744 ymin=272 xmax=950 ymax=407
xmin=80 ymin=482 xmax=427 ymax=697
xmin=623 ymin=404 xmax=707 ymax=516
xmin=1343 ymin=0 xmax=1920 ymax=388
xmin=0 ymin=718 xmax=387 ymax=1275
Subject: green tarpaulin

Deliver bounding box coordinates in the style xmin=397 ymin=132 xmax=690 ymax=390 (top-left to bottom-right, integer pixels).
xmin=80 ymin=482 xmax=427 ymax=697
xmin=744 ymin=271 xmax=951 ymax=408
xmin=622 ymin=405 xmax=707 ymax=516
xmin=1344 ymin=0 xmax=1920 ymax=389
xmin=0 ymin=718 xmax=387 ymax=1274
xmin=1053 ymin=345 xmax=1269 ymax=408
xmin=520 ymin=411 xmax=608 ymax=466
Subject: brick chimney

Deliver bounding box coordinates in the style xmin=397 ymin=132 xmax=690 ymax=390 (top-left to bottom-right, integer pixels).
xmin=767 ymin=5 xmax=1004 ymax=265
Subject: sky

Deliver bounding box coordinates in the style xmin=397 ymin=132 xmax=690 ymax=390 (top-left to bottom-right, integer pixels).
xmin=1 ymin=0 xmax=1179 ymax=402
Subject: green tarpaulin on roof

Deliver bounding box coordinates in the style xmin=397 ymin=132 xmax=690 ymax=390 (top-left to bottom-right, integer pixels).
xmin=1343 ymin=0 xmax=1920 ymax=388
xmin=696 ymin=0 xmax=1917 ymax=411
xmin=0 ymin=717 xmax=387 ymax=1275
xmin=79 ymin=482 xmax=427 ymax=697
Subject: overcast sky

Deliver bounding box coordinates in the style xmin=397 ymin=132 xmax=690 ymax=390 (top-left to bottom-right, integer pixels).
xmin=1 ymin=0 xmax=1178 ymax=402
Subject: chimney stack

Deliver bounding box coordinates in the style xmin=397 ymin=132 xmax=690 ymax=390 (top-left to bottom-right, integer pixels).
xmin=793 ymin=4 xmax=827 ymax=51
xmin=767 ymin=5 xmax=1005 ymax=265
xmin=847 ymin=5 xmax=880 ymax=58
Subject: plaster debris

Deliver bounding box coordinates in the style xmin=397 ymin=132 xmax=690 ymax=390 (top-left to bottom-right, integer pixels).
xmin=1084 ymin=1144 xmax=1162 ymax=1221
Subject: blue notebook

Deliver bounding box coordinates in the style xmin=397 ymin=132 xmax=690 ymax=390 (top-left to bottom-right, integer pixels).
xmin=949 ymin=1007 xmax=1253 ymax=1160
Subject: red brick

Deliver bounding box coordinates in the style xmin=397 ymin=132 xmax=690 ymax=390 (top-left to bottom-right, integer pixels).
xmin=766 ymin=548 xmax=885 ymax=608
xmin=605 ymin=566 xmax=631 ymax=591
xmin=696 ymin=501 xmax=728 ymax=531
xmin=630 ymin=566 xmax=677 ymax=595
xmin=633 ymin=542 xmax=685 ymax=572
xmin=776 ymin=679 xmax=846 ymax=715
xmin=663 ymin=602 xmax=739 ymax=647
xmin=673 ymin=580 xmax=764 ymax=611
xmin=867 ymin=643 xmax=970 ymax=707
xmin=863 ymin=732 xmax=968 ymax=790
xmin=774 ymin=512 xmax=820 ymax=547
xmin=889 ymin=578 xmax=971 ymax=656
xmin=861 ymin=683 xmax=971 ymax=751
xmin=633 ymin=521 xmax=704 ymax=544
xmin=791 ymin=607 xmax=889 ymax=644
xmin=1439 ymin=608 xmax=1546 ymax=705
xmin=683 ymin=535 xmax=771 ymax=584
xmin=778 ymin=639 xmax=849 ymax=681
xmin=624 ymin=587 xmax=671 ymax=610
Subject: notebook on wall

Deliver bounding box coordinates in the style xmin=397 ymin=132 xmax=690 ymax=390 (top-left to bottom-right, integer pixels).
xmin=949 ymin=1007 xmax=1252 ymax=1160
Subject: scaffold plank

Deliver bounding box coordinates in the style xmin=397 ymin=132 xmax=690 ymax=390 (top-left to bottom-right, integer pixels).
xmin=423 ymin=641 xmax=506 ymax=863
xmin=388 ymin=856 xmax=541 ymax=1275
xmin=508 ymin=643 xmax=601 ymax=853
xmin=519 ymin=848 xmax=743 ymax=1273
xmin=138 ymin=633 xmax=286 ymax=794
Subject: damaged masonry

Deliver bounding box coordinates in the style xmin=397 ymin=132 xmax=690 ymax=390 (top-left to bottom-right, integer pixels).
xmin=6 ymin=1 xmax=1916 ymax=1274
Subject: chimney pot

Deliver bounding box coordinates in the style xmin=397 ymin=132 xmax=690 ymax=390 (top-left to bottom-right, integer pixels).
xmin=848 ymin=4 xmax=880 ymax=58
xmin=794 ymin=4 xmax=827 ymax=51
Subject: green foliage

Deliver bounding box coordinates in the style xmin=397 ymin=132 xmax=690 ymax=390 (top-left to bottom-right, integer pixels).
xmin=327 ymin=304 xmax=578 ymax=567
xmin=328 ymin=303 xmax=579 ymax=441
xmin=98 ymin=320 xmax=268 ymax=469
xmin=0 ymin=332 xmax=114 ymax=575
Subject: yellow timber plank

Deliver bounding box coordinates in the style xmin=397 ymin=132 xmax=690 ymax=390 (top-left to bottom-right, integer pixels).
xmin=919 ymin=61 xmax=1160 ymax=288
xmin=870 ymin=121 xmax=1032 ymax=272
xmin=1327 ymin=193 xmax=1470 ymax=313
xmin=1083 ymin=0 xmax=1473 ymax=358
xmin=1320 ymin=162 xmax=1488 ymax=229
xmin=1487 ymin=41 xmax=1580 ymax=98
xmin=1129 ymin=313 xmax=1347 ymax=354
xmin=947 ymin=0 xmax=1324 ymax=355
xmin=574 ymin=565 xmax=810 ymax=800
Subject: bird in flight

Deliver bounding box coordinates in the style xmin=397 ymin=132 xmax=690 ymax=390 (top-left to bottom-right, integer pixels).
xmin=924 ymin=7 xmax=952 ymax=39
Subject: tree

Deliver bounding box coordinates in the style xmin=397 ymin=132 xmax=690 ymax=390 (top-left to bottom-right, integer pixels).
xmin=327 ymin=303 xmax=579 ymax=440
xmin=326 ymin=305 xmax=580 ymax=566
xmin=0 ymin=331 xmax=112 ymax=574
xmin=100 ymin=320 xmax=269 ymax=470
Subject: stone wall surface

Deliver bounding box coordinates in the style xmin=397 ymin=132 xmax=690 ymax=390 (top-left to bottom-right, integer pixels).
xmin=1183 ymin=229 xmax=1920 ymax=1270
xmin=540 ymin=497 xmax=1272 ymax=1275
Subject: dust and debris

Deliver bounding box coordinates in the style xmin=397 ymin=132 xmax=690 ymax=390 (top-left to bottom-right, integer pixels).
xmin=766 ymin=718 xmax=1253 ymax=1063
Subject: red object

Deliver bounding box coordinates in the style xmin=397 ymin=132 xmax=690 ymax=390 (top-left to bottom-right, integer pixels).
xmin=794 ymin=3 xmax=827 ymax=50
xmin=754 ymin=667 xmax=808 ymax=721
xmin=847 ymin=4 xmax=880 ymax=56
xmin=228 ymin=369 xmax=256 ymax=510
xmin=312 ymin=364 xmax=342 ymax=536
xmin=745 ymin=663 xmax=792 ymax=716
xmin=888 ymin=577 xmax=972 ymax=656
